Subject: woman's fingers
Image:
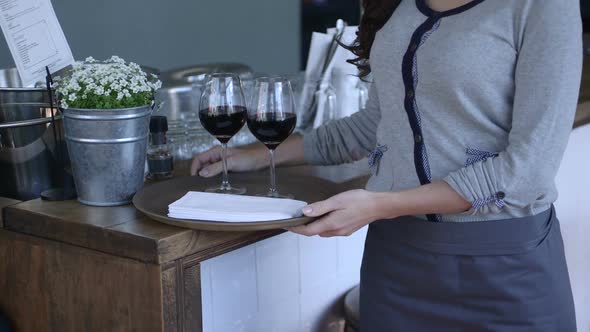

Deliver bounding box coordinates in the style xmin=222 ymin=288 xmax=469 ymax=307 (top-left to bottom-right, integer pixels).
xmin=199 ymin=161 xmax=223 ymax=177
xmin=289 ymin=196 xmax=345 ymax=235
xmin=288 ymin=211 xmax=343 ymax=236
xmin=302 ymin=197 xmax=340 ymax=217
xmin=287 ymin=221 xmax=328 ymax=237
xmin=319 ymin=225 xmax=357 ymax=238
xmin=190 ymin=146 xmax=222 ymax=176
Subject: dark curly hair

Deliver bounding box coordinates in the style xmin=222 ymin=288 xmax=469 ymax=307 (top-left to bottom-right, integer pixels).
xmin=342 ymin=0 xmax=401 ymax=77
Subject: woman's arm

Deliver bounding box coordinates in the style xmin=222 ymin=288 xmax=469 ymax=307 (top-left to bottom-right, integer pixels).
xmin=443 ymin=0 xmax=583 ymax=214
xmin=376 ymin=181 xmax=471 ymax=217
xmin=190 ymin=134 xmax=306 ymax=177
xmin=288 ymin=182 xmax=469 ymax=237
xmin=192 ymin=83 xmax=381 ymax=176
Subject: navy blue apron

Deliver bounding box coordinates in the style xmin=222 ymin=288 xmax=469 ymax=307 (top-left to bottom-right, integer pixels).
xmin=359 ymin=207 xmax=577 ymax=331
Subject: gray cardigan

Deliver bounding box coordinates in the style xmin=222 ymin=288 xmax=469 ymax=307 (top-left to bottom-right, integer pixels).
xmin=303 ymin=0 xmax=583 ymax=222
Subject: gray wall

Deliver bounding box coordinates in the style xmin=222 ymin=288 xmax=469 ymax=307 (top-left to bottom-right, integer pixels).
xmin=0 ymin=0 xmax=301 ymax=74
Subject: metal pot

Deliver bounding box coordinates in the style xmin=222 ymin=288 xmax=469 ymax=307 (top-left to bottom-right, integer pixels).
xmin=156 ymin=63 xmax=253 ymax=121
xmin=0 ymin=68 xmax=63 ymax=201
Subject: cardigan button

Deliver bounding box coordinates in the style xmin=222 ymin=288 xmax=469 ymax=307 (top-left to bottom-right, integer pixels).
xmin=414 ymin=134 xmax=423 ymax=144
xmin=410 ymin=43 xmax=418 ymax=52
xmin=496 ymin=192 xmax=506 ymax=200
xmin=406 ymin=89 xmax=414 ymax=99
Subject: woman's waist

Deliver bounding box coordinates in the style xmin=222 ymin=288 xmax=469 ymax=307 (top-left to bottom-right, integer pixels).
xmin=368 ymin=206 xmax=555 ymax=256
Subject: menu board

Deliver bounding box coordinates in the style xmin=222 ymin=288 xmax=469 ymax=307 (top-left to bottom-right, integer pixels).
xmin=0 ymin=0 xmax=74 ymax=86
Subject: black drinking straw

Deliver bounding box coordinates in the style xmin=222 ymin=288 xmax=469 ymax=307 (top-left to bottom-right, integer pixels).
xmin=41 ymin=66 xmax=76 ymax=201
xmin=45 ymin=67 xmax=62 ymax=169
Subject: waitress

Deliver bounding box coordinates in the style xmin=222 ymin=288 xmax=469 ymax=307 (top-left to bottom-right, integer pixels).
xmin=192 ymin=0 xmax=582 ymax=330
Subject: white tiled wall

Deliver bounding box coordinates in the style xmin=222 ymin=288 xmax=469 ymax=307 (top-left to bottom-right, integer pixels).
xmin=201 ymin=227 xmax=367 ymax=332
xmin=554 ymin=124 xmax=590 ymax=332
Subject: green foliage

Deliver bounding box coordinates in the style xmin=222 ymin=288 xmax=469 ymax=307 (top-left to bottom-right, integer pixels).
xmin=64 ymin=89 xmax=154 ymax=109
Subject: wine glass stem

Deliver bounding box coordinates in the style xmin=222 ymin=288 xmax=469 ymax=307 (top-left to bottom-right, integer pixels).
xmin=221 ymin=143 xmax=231 ymax=190
xmin=269 ymin=149 xmax=277 ymax=196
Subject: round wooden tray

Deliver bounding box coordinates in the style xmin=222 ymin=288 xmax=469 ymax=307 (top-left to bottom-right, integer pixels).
xmin=132 ymin=172 xmax=342 ymax=231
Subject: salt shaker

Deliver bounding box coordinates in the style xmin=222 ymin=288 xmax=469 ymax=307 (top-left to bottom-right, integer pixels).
xmin=147 ymin=116 xmax=173 ymax=180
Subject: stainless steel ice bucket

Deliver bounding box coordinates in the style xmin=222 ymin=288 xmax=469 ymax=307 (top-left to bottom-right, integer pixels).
xmin=0 ymin=68 xmax=63 ymax=200
xmin=62 ymin=105 xmax=152 ymax=206
xmin=156 ymin=63 xmax=253 ymax=121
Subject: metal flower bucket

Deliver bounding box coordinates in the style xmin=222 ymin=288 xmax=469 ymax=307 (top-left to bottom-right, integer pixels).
xmin=62 ymin=105 xmax=152 ymax=206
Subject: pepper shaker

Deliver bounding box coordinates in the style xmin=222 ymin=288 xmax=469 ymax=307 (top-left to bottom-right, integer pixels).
xmin=147 ymin=116 xmax=173 ymax=180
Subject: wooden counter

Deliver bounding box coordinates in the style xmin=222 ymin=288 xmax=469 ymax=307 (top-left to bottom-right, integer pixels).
xmin=2 ymin=196 xmax=278 ymax=265
xmin=0 ymin=197 xmax=20 ymax=228
xmin=0 ymin=165 xmax=369 ymax=332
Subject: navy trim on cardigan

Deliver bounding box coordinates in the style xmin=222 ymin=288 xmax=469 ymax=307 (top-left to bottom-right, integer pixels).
xmin=416 ymin=0 xmax=486 ymax=17
xmin=402 ymin=1 xmax=487 ymax=222
xmin=401 ymin=16 xmax=442 ymax=222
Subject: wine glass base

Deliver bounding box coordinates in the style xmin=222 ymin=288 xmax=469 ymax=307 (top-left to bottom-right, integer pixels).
xmin=205 ymin=186 xmax=247 ymax=195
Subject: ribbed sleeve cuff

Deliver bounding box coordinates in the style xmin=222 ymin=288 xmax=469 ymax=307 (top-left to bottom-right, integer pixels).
xmin=443 ymin=163 xmax=505 ymax=215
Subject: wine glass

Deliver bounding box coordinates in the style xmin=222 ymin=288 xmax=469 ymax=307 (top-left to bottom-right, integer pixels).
xmin=198 ymin=73 xmax=247 ymax=194
xmin=247 ymin=77 xmax=297 ymax=198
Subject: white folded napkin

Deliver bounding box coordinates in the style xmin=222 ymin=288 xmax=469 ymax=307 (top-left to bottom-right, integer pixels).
xmin=168 ymin=192 xmax=308 ymax=223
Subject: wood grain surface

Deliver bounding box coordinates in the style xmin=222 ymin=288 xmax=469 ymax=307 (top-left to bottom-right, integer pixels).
xmin=0 ymin=229 xmax=163 ymax=332
xmin=0 ymin=197 xmax=20 ymax=228
xmin=161 ymin=265 xmax=179 ymax=332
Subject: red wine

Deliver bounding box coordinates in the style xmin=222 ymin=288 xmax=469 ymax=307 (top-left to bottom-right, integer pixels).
xmin=199 ymin=106 xmax=247 ymax=144
xmin=247 ymin=113 xmax=297 ymax=150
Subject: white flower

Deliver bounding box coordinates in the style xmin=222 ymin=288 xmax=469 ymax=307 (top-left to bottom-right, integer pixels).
xmin=108 ymin=56 xmax=125 ymax=64
xmin=94 ymin=86 xmax=105 ymax=95
xmin=54 ymin=55 xmax=161 ymax=109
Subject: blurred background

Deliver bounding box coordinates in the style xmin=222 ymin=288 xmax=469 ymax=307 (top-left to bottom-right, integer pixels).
xmin=4 ymin=0 xmax=589 ymax=73
xmin=0 ymin=0 xmax=365 ymax=174
xmin=2 ymin=0 xmax=590 ymax=73
xmin=0 ymin=0 xmax=360 ymax=74
xmin=582 ymin=0 xmax=590 ymax=32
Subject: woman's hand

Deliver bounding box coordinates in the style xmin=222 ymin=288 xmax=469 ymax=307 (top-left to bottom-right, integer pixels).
xmin=190 ymin=145 xmax=267 ymax=177
xmin=287 ymin=181 xmax=472 ymax=237
xmin=288 ymin=189 xmax=392 ymax=237
xmin=191 ymin=134 xmax=306 ymax=177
